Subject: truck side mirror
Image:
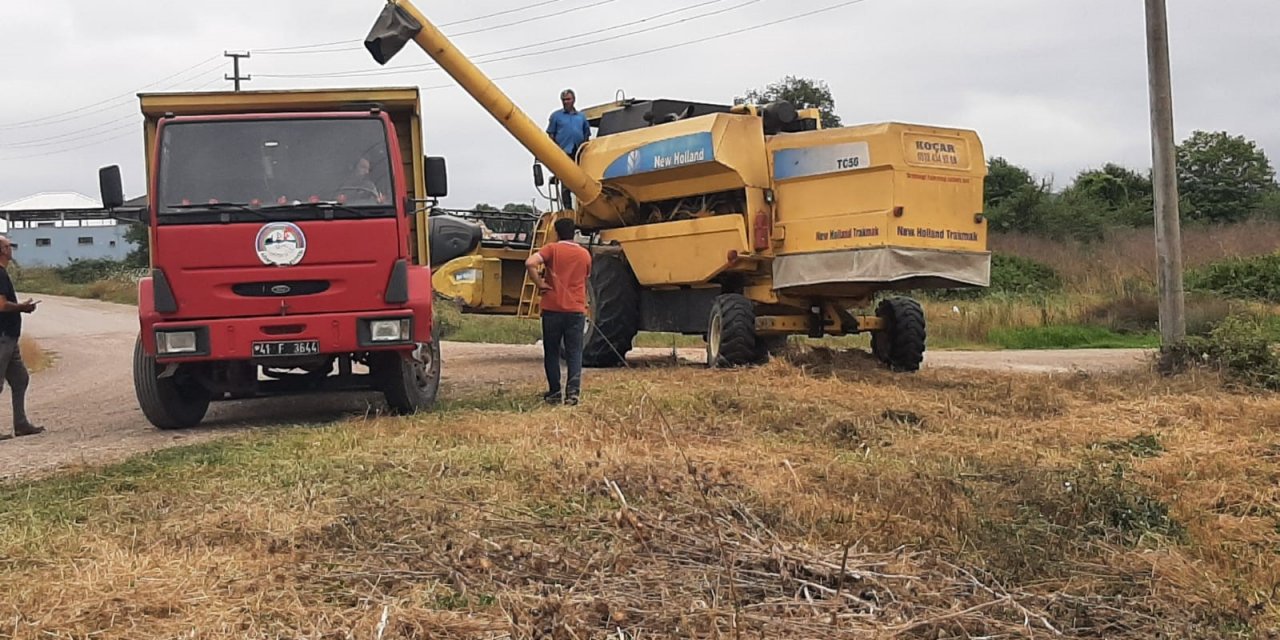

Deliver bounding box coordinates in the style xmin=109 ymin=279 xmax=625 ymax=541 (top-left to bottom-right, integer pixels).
xmin=425 ymin=156 xmax=448 ymax=198
xmin=533 ymin=163 xmax=545 ymax=187
xmin=99 ymin=165 xmax=124 ymax=209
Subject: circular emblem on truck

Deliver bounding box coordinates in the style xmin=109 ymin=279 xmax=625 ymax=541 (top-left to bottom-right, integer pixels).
xmin=255 ymin=222 xmax=307 ymax=266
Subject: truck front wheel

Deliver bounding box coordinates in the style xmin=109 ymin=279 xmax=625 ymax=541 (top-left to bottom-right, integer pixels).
xmin=375 ymin=338 xmax=441 ymax=415
xmin=133 ymin=338 xmax=211 ymax=430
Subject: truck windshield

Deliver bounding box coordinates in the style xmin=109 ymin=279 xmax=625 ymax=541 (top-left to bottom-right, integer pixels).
xmin=156 ymin=118 xmax=395 ymax=221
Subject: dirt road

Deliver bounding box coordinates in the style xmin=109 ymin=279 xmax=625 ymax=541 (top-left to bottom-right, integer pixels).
xmin=0 ymin=295 xmax=1150 ymax=480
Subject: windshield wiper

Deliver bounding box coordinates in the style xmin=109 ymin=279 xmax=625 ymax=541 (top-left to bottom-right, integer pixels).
xmin=161 ymin=202 xmax=274 ymax=220
xmin=260 ymin=201 xmax=389 ymax=218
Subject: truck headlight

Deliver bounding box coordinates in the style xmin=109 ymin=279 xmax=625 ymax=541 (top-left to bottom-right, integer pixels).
xmin=452 ymin=268 xmax=480 ymax=284
xmin=370 ymin=318 xmax=412 ymax=342
xmin=156 ymin=330 xmax=198 ymax=354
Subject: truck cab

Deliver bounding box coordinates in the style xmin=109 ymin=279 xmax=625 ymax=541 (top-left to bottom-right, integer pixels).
xmin=100 ymin=88 xmax=447 ymax=429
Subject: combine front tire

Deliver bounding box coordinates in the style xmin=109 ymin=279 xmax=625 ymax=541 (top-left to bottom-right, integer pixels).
xmin=871 ymin=297 xmax=927 ymax=372
xmin=376 ymin=338 xmax=442 ymax=415
xmin=582 ymin=252 xmax=640 ymax=368
xmin=707 ymin=294 xmax=758 ymax=368
xmin=133 ymin=338 xmax=211 ymax=430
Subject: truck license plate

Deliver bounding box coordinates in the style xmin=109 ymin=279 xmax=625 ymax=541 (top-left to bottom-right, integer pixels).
xmin=252 ymin=340 xmax=320 ymax=357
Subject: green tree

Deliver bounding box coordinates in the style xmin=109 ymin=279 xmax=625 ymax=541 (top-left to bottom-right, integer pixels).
xmin=984 ymin=157 xmax=1038 ymax=209
xmin=742 ymin=76 xmax=842 ymax=128
xmin=124 ymin=222 xmax=149 ymax=268
xmin=501 ymin=202 xmax=536 ymax=214
xmin=1176 ymin=130 xmax=1277 ymax=223
xmin=1065 ymin=163 xmax=1153 ymax=228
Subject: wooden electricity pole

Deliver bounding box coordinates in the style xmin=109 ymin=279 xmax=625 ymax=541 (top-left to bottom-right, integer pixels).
xmin=224 ymin=51 xmax=251 ymax=92
xmin=1145 ymin=0 xmax=1186 ymax=344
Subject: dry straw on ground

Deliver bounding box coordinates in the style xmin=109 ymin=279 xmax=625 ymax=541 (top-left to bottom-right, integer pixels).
xmin=0 ymin=348 xmax=1277 ymax=638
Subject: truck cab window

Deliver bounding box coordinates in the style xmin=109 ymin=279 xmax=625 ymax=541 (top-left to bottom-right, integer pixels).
xmin=156 ymin=117 xmax=393 ymax=219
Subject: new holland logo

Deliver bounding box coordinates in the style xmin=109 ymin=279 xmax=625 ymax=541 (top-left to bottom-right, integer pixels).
xmin=255 ymin=222 xmax=307 ymax=267
xmin=626 ymin=149 xmax=641 ymax=174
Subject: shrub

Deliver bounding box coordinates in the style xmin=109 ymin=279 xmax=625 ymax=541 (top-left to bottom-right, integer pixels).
xmin=55 ymin=258 xmax=128 ymax=285
xmin=1186 ymin=252 xmax=1280 ymax=303
xmin=1164 ymin=313 xmax=1280 ymax=389
xmin=1087 ymin=292 xmax=1239 ymax=337
xmin=927 ymin=253 xmax=1061 ymax=300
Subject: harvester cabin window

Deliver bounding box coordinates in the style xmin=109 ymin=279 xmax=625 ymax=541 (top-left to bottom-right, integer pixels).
xmin=35 ymin=238 xmax=51 ymax=247
xmin=155 ymin=118 xmax=394 ymax=220
xmin=78 ymin=236 xmax=94 ymax=245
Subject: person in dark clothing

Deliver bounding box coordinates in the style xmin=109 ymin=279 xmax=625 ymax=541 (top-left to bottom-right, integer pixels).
xmin=525 ymin=218 xmax=591 ymax=406
xmin=0 ymin=236 xmax=42 ymax=440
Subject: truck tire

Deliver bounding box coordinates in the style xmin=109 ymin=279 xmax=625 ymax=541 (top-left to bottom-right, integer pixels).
xmin=582 ymin=252 xmax=640 ymax=368
xmin=376 ymin=336 xmax=442 ymax=415
xmin=133 ymin=337 xmax=211 ymax=430
xmin=870 ymin=297 xmax=927 ymax=372
xmin=707 ymin=294 xmax=757 ymax=368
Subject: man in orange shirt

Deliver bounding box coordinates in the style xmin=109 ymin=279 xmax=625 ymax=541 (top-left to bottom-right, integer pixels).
xmin=526 ymin=218 xmax=592 ymax=406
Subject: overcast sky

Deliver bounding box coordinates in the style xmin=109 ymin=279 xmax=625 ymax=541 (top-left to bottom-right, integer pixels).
xmin=1 ymin=0 xmax=1276 ymax=209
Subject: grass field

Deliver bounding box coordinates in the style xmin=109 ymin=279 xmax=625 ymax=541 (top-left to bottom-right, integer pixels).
xmin=0 ymin=352 xmax=1275 ymax=638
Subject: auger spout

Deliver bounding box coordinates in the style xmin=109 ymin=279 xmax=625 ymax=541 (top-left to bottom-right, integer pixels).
xmin=364 ymin=1 xmax=632 ymax=224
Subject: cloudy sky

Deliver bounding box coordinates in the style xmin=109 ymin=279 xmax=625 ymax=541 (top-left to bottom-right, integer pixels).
xmin=1 ymin=0 xmax=1276 ymax=209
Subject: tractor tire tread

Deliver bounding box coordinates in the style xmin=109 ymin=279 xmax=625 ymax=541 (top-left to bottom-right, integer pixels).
xmin=710 ymin=294 xmax=757 ymax=368
xmin=583 ymin=252 xmax=640 ymax=368
xmin=875 ymin=297 xmax=927 ymax=372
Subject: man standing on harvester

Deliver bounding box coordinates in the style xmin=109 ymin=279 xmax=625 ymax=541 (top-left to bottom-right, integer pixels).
xmin=546 ymin=89 xmax=590 ymax=209
xmin=525 ymin=218 xmax=591 ymax=406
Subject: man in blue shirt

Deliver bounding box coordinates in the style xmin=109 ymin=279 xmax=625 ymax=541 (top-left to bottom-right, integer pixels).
xmin=546 ymin=89 xmax=591 ymax=210
xmin=546 ymin=89 xmax=590 ymax=158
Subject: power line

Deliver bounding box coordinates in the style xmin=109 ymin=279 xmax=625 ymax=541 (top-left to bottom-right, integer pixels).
xmin=0 ymin=55 xmax=221 ymax=131
xmin=0 ymin=119 xmax=142 ymax=161
xmin=419 ymin=0 xmax=868 ymax=88
xmin=0 ymin=114 xmax=138 ymax=150
xmin=0 ymin=60 xmax=222 ymax=149
xmin=258 ymin=0 xmax=753 ymax=80
xmin=253 ymin=0 xmax=573 ymax=54
xmin=448 ymin=0 xmax=621 ymax=38
xmin=2 ymin=0 xmax=867 ymax=163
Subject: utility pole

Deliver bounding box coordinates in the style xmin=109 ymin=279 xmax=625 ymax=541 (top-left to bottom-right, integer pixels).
xmin=224 ymin=51 xmax=251 ymax=91
xmin=1145 ymin=0 xmax=1185 ymax=345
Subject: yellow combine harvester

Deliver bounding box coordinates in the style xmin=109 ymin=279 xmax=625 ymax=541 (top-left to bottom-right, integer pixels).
xmin=370 ymin=1 xmax=990 ymax=371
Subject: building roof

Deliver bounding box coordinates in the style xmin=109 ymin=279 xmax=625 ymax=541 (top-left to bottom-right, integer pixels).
xmin=0 ymin=192 xmax=102 ymax=211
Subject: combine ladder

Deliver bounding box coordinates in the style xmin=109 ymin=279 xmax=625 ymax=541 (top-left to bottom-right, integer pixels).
xmin=516 ymin=213 xmax=555 ymax=319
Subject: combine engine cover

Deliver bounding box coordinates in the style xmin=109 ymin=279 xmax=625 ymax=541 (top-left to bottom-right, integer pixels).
xmin=766 ymin=122 xmax=990 ymax=297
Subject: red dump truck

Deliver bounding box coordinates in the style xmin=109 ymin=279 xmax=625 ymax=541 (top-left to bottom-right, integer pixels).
xmin=99 ymin=87 xmax=459 ymax=429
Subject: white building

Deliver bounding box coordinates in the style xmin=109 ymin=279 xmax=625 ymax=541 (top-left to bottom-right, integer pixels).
xmin=0 ymin=192 xmax=138 ymax=267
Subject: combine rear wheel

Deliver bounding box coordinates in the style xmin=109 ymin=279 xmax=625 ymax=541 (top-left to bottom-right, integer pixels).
xmin=706 ymin=294 xmax=757 ymax=368
xmin=133 ymin=337 xmax=211 ymax=430
xmin=582 ymin=252 xmax=640 ymax=368
xmin=870 ymin=297 xmax=927 ymax=372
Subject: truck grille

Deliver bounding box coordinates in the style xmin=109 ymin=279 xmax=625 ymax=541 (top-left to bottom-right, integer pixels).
xmin=232 ymin=280 xmax=330 ymax=297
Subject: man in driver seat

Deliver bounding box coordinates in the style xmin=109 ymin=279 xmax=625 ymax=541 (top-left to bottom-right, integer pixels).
xmin=339 ymin=155 xmax=384 ymax=204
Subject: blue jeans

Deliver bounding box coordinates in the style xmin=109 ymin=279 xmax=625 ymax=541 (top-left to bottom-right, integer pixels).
xmin=542 ymin=312 xmax=585 ymax=397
